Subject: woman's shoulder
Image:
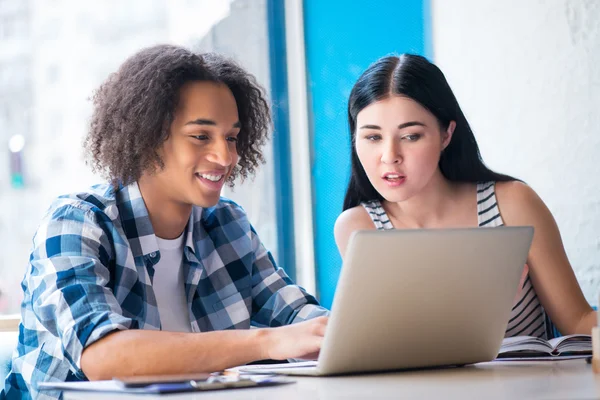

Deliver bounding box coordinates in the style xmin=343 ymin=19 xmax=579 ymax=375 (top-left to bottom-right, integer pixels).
xmin=335 ymin=205 xmax=376 ymax=231
xmin=494 ymin=180 xmax=546 ymax=225
xmin=494 ymin=180 xmax=539 ymax=205
xmin=334 ymin=205 xmax=376 ymax=256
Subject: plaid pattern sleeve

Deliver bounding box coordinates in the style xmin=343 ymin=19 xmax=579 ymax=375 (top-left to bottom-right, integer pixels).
xmin=4 ymin=198 xmax=134 ymax=400
xmin=249 ymin=224 xmax=329 ymax=327
xmin=193 ymin=199 xmax=329 ymax=330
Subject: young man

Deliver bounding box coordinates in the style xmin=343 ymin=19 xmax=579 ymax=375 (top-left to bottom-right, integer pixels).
xmin=3 ymin=45 xmax=328 ymax=400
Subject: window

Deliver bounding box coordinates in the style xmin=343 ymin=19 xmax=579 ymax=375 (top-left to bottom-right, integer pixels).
xmin=0 ymin=0 xmax=281 ymax=314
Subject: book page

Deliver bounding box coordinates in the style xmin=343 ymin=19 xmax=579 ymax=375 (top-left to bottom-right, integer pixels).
xmin=498 ymin=335 xmax=592 ymax=358
xmin=548 ymin=334 xmax=592 ymax=354
xmin=498 ymin=336 xmax=553 ymax=357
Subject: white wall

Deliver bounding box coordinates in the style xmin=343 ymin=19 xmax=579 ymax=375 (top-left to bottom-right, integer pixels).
xmin=432 ymin=0 xmax=600 ymax=305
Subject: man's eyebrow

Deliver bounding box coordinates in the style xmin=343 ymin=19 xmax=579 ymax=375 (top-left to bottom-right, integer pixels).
xmin=185 ymin=119 xmax=216 ymax=126
xmin=185 ymin=119 xmax=241 ymax=129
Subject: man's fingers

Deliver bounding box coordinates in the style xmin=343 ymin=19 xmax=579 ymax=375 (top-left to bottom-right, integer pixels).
xmin=315 ymin=322 xmax=327 ymax=336
xmin=303 ymin=335 xmax=322 ymax=354
xmin=308 ymin=316 xmax=328 ymax=336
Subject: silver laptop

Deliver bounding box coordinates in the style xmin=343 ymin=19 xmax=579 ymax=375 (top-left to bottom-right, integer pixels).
xmin=240 ymin=227 xmax=534 ymax=376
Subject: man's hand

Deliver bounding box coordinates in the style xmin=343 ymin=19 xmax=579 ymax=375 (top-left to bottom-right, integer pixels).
xmin=82 ymin=317 xmax=329 ymax=380
xmin=263 ymin=316 xmax=329 ymax=361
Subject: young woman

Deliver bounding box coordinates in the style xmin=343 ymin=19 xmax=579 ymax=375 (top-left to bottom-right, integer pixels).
xmin=335 ymin=54 xmax=595 ymax=340
xmin=4 ymin=45 xmax=327 ymax=400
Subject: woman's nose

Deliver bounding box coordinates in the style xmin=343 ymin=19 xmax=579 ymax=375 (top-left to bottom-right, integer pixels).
xmin=380 ymin=142 xmax=402 ymax=164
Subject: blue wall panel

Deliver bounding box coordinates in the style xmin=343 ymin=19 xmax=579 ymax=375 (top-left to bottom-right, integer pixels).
xmin=267 ymin=0 xmax=296 ymax=281
xmin=303 ymin=0 xmax=432 ymax=308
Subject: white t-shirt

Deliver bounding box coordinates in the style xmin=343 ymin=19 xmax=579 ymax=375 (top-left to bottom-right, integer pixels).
xmin=153 ymin=232 xmax=192 ymax=332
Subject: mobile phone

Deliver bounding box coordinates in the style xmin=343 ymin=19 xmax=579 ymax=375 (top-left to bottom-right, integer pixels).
xmin=114 ymin=373 xmax=213 ymax=388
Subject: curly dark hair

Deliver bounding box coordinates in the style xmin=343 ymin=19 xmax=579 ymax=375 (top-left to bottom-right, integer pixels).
xmin=84 ymin=44 xmax=271 ymax=188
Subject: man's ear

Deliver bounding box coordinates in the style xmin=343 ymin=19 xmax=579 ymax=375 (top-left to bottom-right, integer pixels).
xmin=442 ymin=121 xmax=456 ymax=150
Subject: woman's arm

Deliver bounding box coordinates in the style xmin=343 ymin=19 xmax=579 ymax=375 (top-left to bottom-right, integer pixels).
xmin=495 ymin=181 xmax=596 ymax=335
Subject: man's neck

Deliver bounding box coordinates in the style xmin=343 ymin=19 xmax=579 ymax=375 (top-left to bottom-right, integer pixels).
xmin=137 ymin=177 xmax=192 ymax=240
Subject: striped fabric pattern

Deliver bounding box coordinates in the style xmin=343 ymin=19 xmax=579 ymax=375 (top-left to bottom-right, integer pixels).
xmin=476 ymin=182 xmax=549 ymax=339
xmin=361 ymin=181 xmax=551 ymax=339
xmin=362 ymin=200 xmax=394 ymax=230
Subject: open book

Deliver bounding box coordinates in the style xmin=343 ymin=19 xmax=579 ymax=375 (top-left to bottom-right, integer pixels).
xmin=497 ymin=334 xmax=592 ymax=358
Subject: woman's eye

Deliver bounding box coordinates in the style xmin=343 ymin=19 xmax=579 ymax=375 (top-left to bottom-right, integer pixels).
xmin=402 ymin=134 xmax=421 ymax=141
xmin=365 ymin=135 xmax=381 ymax=141
xmin=193 ymin=134 xmax=209 ymax=141
xmin=227 ymin=136 xmax=238 ymax=143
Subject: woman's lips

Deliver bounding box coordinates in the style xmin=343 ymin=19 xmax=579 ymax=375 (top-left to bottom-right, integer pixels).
xmin=382 ymin=173 xmax=406 ymax=187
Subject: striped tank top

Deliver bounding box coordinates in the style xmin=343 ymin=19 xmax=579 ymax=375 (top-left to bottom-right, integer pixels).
xmin=361 ymin=181 xmax=554 ymax=339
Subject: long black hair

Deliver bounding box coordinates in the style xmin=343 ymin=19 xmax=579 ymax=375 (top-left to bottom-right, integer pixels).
xmin=343 ymin=54 xmax=515 ymax=211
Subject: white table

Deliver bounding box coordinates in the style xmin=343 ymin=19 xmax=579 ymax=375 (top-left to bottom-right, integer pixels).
xmin=64 ymin=359 xmax=600 ymax=400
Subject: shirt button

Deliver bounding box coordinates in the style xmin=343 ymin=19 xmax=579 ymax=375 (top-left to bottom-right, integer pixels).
xmin=150 ymin=252 xmax=157 ymax=258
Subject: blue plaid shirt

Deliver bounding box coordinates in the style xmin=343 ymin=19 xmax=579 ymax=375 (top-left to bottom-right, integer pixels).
xmin=3 ymin=182 xmax=327 ymax=400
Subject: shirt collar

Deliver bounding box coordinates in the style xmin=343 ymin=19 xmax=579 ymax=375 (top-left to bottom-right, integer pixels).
xmin=116 ymin=181 xmax=201 ymax=259
xmin=115 ymin=181 xmax=159 ymax=259
xmin=184 ymin=207 xmax=201 ymax=256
